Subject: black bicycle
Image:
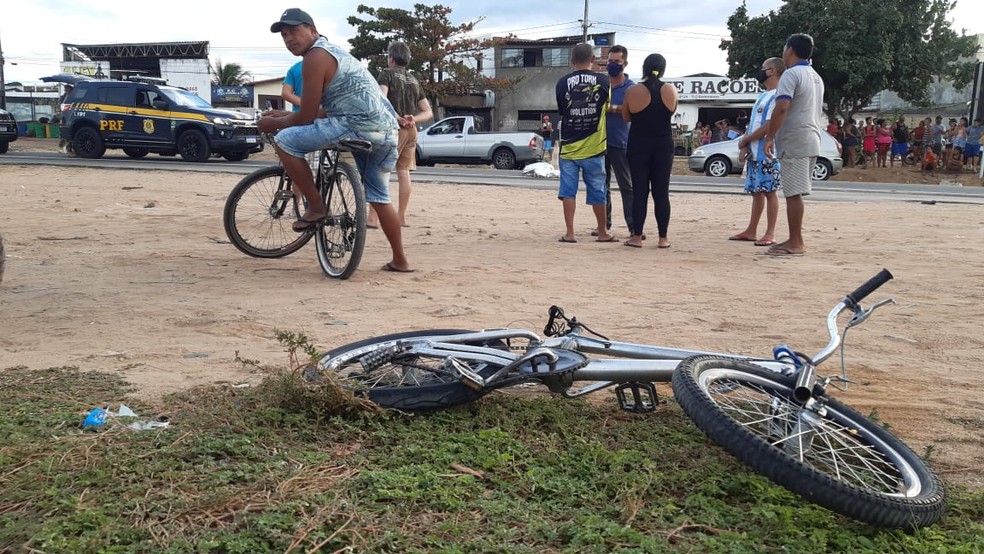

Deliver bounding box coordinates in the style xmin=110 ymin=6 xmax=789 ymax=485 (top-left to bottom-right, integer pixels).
xmin=223 ymin=138 xmax=369 ymax=279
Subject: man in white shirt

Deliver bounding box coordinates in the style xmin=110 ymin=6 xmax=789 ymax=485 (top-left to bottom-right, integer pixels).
xmin=764 ymin=33 xmax=824 ymax=256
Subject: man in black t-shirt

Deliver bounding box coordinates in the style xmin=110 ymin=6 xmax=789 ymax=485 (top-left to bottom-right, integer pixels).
xmin=891 ymin=117 xmax=908 ymax=167
xmin=554 ymin=43 xmax=614 ymax=244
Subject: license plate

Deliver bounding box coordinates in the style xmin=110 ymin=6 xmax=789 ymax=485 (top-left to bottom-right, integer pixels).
xmin=0 ymin=125 xmax=9 ymax=132
xmin=246 ymin=137 xmax=258 ymax=143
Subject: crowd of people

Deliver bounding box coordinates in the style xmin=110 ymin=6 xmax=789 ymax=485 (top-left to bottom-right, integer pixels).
xmin=825 ymin=114 xmax=982 ymax=174
xmin=258 ymin=9 xmax=839 ymax=265
xmin=555 ymin=33 xmax=824 ymax=257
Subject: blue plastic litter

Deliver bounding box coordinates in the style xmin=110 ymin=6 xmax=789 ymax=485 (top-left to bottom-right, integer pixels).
xmin=81 ymin=407 xmax=108 ymax=428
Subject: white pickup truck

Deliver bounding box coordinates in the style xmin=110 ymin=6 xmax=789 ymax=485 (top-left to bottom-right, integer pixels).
xmin=415 ymin=115 xmax=544 ymax=169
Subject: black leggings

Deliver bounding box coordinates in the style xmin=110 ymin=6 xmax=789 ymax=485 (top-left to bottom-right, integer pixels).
xmin=627 ymin=137 xmax=673 ymax=237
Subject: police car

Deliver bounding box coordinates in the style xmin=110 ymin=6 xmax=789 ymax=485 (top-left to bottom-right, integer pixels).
xmin=0 ymin=107 xmax=17 ymax=154
xmin=50 ymin=75 xmax=262 ymax=162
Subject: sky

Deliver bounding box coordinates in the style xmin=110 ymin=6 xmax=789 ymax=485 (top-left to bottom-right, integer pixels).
xmin=2 ymin=0 xmax=982 ymax=85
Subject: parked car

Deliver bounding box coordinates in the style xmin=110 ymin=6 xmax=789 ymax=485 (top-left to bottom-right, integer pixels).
xmin=44 ymin=74 xmax=262 ymax=162
xmin=0 ymin=107 xmax=17 ymax=154
xmin=416 ymin=115 xmax=544 ymax=169
xmin=688 ymin=132 xmax=843 ymax=181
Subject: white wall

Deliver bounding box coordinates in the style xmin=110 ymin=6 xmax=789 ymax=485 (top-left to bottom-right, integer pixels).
xmin=161 ymin=59 xmax=211 ymax=101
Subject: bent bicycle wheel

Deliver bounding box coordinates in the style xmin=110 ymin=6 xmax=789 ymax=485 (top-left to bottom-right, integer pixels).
xmin=315 ymin=161 xmax=365 ymax=279
xmin=223 ymin=166 xmax=312 ymax=258
xmin=319 ymin=330 xmax=504 ymax=411
xmin=672 ymin=355 xmax=946 ymax=529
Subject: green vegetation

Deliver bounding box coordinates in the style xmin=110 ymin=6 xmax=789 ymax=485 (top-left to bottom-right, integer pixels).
xmin=347 ymin=4 xmax=521 ymax=104
xmin=722 ymin=0 xmax=978 ymax=120
xmin=2 ymin=364 xmax=982 ymax=553
xmin=210 ymin=59 xmax=252 ymax=86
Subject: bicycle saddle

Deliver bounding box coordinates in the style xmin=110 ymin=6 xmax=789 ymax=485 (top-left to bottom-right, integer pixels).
xmin=335 ymin=139 xmax=373 ymax=153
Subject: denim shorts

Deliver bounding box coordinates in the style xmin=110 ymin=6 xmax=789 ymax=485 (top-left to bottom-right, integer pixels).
xmin=275 ymin=117 xmax=398 ymax=203
xmin=558 ymin=154 xmax=606 ymax=205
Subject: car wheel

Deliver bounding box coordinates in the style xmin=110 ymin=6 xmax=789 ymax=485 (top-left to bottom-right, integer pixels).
xmin=492 ymin=147 xmax=516 ymax=170
xmin=72 ymin=127 xmax=106 ymax=159
xmin=222 ymin=151 xmax=249 ymax=161
xmin=177 ymin=129 xmax=211 ymax=162
xmin=705 ymin=155 xmax=732 ymax=177
xmin=415 ymin=150 xmax=434 ymax=167
xmin=123 ymin=147 xmax=149 ymax=158
xmin=0 ymin=141 xmax=8 ymax=154
xmin=812 ymin=158 xmax=833 ymax=181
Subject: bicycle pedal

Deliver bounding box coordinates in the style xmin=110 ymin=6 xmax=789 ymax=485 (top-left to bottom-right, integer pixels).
xmin=614 ymin=382 xmax=659 ymax=413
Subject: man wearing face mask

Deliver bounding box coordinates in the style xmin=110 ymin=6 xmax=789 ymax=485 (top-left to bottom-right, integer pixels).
xmin=594 ymin=45 xmax=636 ymax=236
xmin=731 ymin=57 xmax=784 ymax=247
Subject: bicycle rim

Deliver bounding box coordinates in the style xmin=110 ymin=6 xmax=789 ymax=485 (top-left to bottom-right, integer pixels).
xmin=315 ymin=161 xmax=366 ymax=279
xmin=319 ymin=330 xmax=505 ymax=410
xmin=223 ymin=166 xmax=312 ymax=258
xmin=672 ymin=356 xmax=946 ymax=528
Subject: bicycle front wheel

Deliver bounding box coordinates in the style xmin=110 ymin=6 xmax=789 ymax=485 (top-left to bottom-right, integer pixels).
xmin=223 ymin=166 xmax=312 ymax=258
xmin=315 ymin=161 xmax=366 ymax=279
xmin=319 ymin=330 xmax=504 ymax=411
xmin=672 ymin=355 xmax=946 ymax=529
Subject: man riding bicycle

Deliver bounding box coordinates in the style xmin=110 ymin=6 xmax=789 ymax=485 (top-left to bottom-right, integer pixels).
xmin=258 ymin=8 xmax=412 ymax=273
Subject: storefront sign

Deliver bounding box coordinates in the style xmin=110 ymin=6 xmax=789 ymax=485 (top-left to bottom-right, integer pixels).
xmin=663 ymin=77 xmax=762 ymax=101
xmin=59 ymin=62 xmax=110 ymax=79
xmin=211 ymin=85 xmax=254 ymax=104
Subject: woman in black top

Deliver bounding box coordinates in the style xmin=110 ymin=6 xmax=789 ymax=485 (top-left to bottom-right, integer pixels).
xmin=841 ymin=118 xmax=860 ymax=168
xmin=620 ymin=53 xmax=678 ymax=249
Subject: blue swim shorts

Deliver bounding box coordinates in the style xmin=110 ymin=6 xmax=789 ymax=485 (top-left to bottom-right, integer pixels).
xmin=558 ymin=154 xmax=606 ymax=205
xmin=275 ymin=117 xmax=398 ymax=203
xmin=744 ymin=158 xmax=781 ymax=194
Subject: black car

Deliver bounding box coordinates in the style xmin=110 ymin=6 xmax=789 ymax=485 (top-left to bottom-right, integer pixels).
xmin=50 ymin=75 xmax=262 ymax=162
xmin=0 ymin=107 xmax=17 ymax=154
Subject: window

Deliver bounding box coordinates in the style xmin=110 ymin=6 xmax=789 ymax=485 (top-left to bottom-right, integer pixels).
xmin=543 ymin=48 xmax=569 ymax=67
xmin=501 ymin=48 xmax=524 ymax=68
xmin=428 ymin=118 xmax=464 ymax=135
xmin=98 ymin=87 xmax=132 ymax=106
xmin=501 ymin=47 xmax=546 ymax=68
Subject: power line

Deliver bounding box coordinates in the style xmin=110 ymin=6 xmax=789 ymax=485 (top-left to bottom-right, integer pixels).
xmin=594 ymin=21 xmax=728 ymax=41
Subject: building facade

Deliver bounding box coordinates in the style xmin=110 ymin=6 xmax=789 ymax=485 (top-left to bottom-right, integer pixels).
xmin=492 ymin=33 xmax=615 ymax=133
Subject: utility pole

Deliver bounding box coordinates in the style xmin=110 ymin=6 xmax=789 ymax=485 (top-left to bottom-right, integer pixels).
xmin=581 ymin=0 xmax=590 ymax=43
xmin=0 ymin=32 xmax=7 ymax=110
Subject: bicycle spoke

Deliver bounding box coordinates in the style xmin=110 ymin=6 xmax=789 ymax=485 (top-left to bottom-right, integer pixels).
xmin=225 ymin=167 xmax=311 ymax=257
xmin=706 ymin=377 xmax=907 ymax=495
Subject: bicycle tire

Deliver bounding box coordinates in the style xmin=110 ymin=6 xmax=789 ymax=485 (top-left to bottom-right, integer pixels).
xmin=223 ymin=166 xmax=312 ymax=258
xmin=315 ymin=160 xmax=366 ymax=279
xmin=319 ymin=330 xmax=504 ymax=411
xmin=671 ymin=355 xmax=946 ymax=529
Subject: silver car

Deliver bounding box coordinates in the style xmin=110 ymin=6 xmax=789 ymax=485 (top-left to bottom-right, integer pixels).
xmin=688 ymin=132 xmax=843 ymax=181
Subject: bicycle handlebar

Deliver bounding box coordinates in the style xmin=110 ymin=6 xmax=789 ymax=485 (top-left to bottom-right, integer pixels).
xmin=846 ymin=268 xmax=893 ymax=305
xmin=813 ymin=269 xmax=895 ymax=367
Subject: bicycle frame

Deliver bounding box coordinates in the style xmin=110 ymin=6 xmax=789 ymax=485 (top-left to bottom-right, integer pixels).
xmin=328 ymin=274 xmax=895 ymax=400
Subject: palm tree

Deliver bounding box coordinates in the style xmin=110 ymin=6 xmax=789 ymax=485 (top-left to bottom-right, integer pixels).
xmin=210 ymin=59 xmax=252 ymax=86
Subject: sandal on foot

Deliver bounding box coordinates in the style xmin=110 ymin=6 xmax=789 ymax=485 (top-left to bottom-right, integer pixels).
xmin=293 ymin=215 xmax=325 ymax=233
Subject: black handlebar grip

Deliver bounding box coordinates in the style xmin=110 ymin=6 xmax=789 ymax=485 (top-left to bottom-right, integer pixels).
xmin=544 ymin=306 xmax=562 ymax=336
xmin=846 ymin=269 xmax=894 ymax=304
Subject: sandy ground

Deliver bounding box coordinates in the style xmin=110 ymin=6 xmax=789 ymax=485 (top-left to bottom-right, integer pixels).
xmin=2 ymin=139 xmax=983 ymax=489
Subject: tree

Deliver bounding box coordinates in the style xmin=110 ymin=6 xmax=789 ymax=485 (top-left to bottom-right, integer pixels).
xmin=721 ymin=0 xmax=978 ymax=120
xmin=347 ymin=3 xmax=520 ymax=105
xmin=210 ymin=59 xmax=251 ymax=86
